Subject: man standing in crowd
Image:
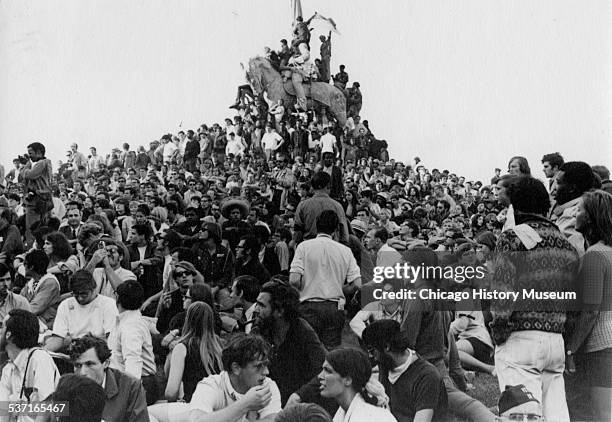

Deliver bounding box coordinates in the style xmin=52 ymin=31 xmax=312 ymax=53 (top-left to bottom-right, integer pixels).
xmin=491 ymin=177 xmax=579 ymax=422
xmin=69 ymin=143 xmax=88 ymax=173
xmin=541 ymin=152 xmax=564 ymax=197
xmin=551 ymin=161 xmax=595 ymax=256
xmin=319 ymin=32 xmax=332 ymax=82
xmin=70 ymin=335 xmax=150 ymax=422
xmin=290 ymin=210 xmax=360 ymax=349
xmin=88 ymin=147 xmax=104 ymax=173
xmin=18 ymin=142 xmax=53 ymax=246
xmin=294 ymin=171 xmax=349 ymax=244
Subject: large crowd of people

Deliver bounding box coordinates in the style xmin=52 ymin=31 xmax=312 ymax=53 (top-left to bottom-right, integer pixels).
xmin=0 ymin=15 xmax=611 ymax=422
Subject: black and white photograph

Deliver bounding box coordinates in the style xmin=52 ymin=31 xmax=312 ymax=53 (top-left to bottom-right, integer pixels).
xmin=0 ymin=0 xmax=611 ymax=421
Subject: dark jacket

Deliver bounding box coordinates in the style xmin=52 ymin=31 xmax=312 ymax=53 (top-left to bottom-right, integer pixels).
xmin=128 ymin=243 xmax=163 ymax=300
xmin=235 ymin=257 xmax=271 ymax=286
xmin=103 ymin=368 xmax=150 ymax=422
xmin=254 ymin=317 xmax=326 ymax=405
xmin=184 ymin=139 xmax=201 ymax=160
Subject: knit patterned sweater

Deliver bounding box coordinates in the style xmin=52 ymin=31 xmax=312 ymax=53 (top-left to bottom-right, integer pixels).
xmin=490 ymin=213 xmax=580 ymax=345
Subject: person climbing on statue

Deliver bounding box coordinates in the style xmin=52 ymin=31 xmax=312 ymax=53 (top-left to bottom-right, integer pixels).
xmin=288 ymin=42 xmax=318 ymax=112
xmin=291 ymin=15 xmax=315 ymax=50
xmin=229 ymin=63 xmax=256 ymax=110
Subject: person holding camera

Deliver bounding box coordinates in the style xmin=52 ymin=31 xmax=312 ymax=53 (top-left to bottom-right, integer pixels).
xmin=18 ymin=142 xmax=53 ymax=247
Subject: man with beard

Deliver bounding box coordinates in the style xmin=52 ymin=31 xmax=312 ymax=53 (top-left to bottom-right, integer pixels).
xmin=251 ymin=281 xmax=326 ymax=406
xmin=0 ymin=310 xmax=59 ymax=413
xmin=235 ymin=235 xmax=271 ymax=286
xmin=18 ymin=142 xmax=53 ymax=246
xmin=362 ymin=320 xmax=448 ymax=422
xmin=189 ymin=334 xmax=281 ymax=422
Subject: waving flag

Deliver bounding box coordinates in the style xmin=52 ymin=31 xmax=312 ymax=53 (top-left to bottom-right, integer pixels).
xmin=312 ymin=12 xmax=341 ymax=35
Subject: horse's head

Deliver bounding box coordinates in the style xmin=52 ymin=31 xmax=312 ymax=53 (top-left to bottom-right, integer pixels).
xmin=247 ymin=56 xmax=277 ymax=95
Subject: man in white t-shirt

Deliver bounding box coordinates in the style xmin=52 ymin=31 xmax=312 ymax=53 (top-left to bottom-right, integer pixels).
xmin=84 ymin=240 xmax=136 ymax=299
xmin=261 ymin=124 xmax=284 ymax=162
xmin=190 ymin=334 xmax=281 ymax=422
xmin=44 ymin=270 xmax=118 ymax=353
xmin=319 ymin=126 xmax=336 ymax=157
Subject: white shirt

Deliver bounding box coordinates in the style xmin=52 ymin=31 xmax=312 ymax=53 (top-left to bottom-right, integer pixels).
xmin=320 ymin=133 xmax=337 ymax=154
xmin=108 ymin=310 xmax=157 ymax=379
xmin=53 ymin=295 xmax=118 ymax=339
xmin=0 ymin=348 xmax=59 ymax=422
xmin=190 ymin=372 xmax=281 ymax=421
xmin=333 ymin=394 xmax=397 ymax=422
xmin=163 ymin=142 xmax=178 ymax=162
xmin=261 ymin=132 xmax=283 ymax=151
xmin=92 ymin=267 xmax=137 ymax=299
xmin=290 ymin=234 xmax=361 ymax=302
xmin=226 ymin=139 xmax=246 ymax=157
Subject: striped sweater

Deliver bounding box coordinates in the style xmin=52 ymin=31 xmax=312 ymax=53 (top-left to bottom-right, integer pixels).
xmin=490 ymin=213 xmax=580 ymax=345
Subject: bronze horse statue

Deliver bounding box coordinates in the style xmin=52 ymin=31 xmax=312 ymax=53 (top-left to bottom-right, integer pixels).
xmin=247 ymin=56 xmax=347 ymax=126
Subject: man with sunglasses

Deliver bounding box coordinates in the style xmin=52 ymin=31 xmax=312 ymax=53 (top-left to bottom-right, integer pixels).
xmin=45 ymin=270 xmax=118 ymax=353
xmin=155 ymin=261 xmax=196 ymax=335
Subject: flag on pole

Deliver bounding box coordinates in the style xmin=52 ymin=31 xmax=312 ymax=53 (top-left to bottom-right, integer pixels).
xmin=312 ymin=12 xmax=341 ymax=35
xmin=291 ymin=0 xmax=303 ymax=23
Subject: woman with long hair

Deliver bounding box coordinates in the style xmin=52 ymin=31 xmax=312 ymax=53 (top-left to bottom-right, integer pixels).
xmin=148 ymin=302 xmax=223 ymax=422
xmin=343 ymin=190 xmax=359 ymax=220
xmin=43 ymin=231 xmax=79 ymax=292
xmin=507 ymin=156 xmax=531 ymax=176
xmin=567 ymin=189 xmax=612 ymax=422
xmin=319 ymin=348 xmax=396 ymax=422
xmin=166 ymin=301 xmax=222 ymax=402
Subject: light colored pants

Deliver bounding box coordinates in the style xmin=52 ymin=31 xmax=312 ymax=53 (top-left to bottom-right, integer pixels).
xmin=495 ymin=331 xmax=569 ymax=422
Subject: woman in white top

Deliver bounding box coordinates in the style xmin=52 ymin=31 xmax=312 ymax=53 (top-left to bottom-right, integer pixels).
xmin=319 ymin=348 xmax=397 ymax=422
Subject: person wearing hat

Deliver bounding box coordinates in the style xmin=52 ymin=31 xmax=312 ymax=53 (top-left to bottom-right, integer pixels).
xmin=350 ymin=219 xmax=368 ymax=241
xmin=220 ymin=197 xmax=251 ymax=252
xmin=497 ymin=385 xmax=542 ymax=421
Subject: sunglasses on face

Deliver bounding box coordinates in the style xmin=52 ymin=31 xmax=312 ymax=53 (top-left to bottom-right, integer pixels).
xmin=174 ymin=271 xmax=191 ymax=278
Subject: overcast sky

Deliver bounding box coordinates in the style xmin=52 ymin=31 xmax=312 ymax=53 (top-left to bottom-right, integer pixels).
xmin=1 ymin=0 xmax=610 ymax=181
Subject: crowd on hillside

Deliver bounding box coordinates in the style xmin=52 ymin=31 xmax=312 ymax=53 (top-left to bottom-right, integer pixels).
xmin=0 ymin=118 xmax=611 ymax=422
xmin=0 ymin=17 xmax=611 ymax=422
